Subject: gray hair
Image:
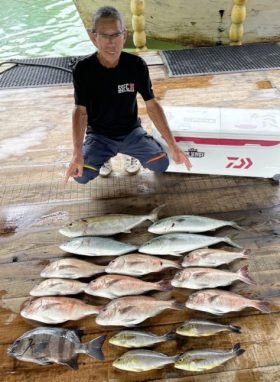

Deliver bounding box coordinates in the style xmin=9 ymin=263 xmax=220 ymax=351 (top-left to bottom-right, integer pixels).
xmin=92 ymin=6 xmax=125 ymax=32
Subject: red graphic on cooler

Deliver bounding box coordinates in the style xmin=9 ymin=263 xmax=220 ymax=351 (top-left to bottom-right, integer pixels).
xmin=226 ymin=157 xmax=253 ymax=169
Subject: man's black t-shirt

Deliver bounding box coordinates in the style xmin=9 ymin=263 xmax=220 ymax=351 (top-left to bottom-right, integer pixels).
xmin=73 ymin=51 xmax=154 ymax=138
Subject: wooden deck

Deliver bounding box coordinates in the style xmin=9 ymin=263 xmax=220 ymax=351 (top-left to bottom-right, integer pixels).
xmin=0 ymin=52 xmax=280 ymax=382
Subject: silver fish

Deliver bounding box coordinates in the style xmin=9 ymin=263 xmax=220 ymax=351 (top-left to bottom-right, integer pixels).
xmin=96 ymin=296 xmax=184 ymax=327
xmin=84 ymin=275 xmax=171 ymax=299
xmin=105 ymin=253 xmax=181 ymax=276
xmin=40 ymin=258 xmax=106 ymax=279
xmin=171 ymin=265 xmax=256 ymax=289
xmin=139 ymin=233 xmax=242 ymax=256
xmin=59 ymin=205 xmax=164 ymax=237
xmin=30 ymin=278 xmax=87 ymax=296
xmin=60 ymin=236 xmax=138 ymax=256
xmin=186 ymin=289 xmax=270 ymax=315
xmin=20 ymin=296 xmax=101 ymax=324
xmin=175 ymin=343 xmax=245 ymax=371
xmin=148 ymin=215 xmax=243 ymax=234
xmin=182 ymin=248 xmax=251 ymax=267
xmin=7 ymin=327 xmax=106 ymax=369
xmin=113 ymin=349 xmax=179 ymax=372
xmin=176 ymin=319 xmax=241 ymax=337
xmin=109 ymin=329 xmax=176 ymax=348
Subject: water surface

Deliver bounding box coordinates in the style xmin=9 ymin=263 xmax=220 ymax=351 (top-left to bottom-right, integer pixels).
xmin=0 ymin=0 xmax=94 ymax=60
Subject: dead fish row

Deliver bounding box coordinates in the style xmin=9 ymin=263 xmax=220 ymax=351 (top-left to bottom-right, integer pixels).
xmin=109 ymin=319 xmax=241 ymax=348
xmin=30 ymin=275 xmax=172 ymax=298
xmin=33 ymin=265 xmax=256 ymax=297
xmin=8 ymin=327 xmax=106 ymax=369
xmin=59 ymin=205 xmax=164 ymax=237
xmin=41 ymin=254 xmax=181 ymax=279
xmin=171 ymin=265 xmax=256 ymax=289
xmin=59 ymin=209 xmax=244 ymax=237
xmin=113 ymin=344 xmax=245 ymax=372
xmin=40 ymin=247 xmax=250 ymax=281
xmin=59 ymin=233 xmax=242 ymax=257
xmin=148 ymin=215 xmax=244 ymax=234
xmin=20 ymin=295 xmax=184 ymax=326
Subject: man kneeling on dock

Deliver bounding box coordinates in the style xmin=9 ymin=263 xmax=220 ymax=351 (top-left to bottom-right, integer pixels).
xmin=64 ymin=6 xmax=191 ymax=184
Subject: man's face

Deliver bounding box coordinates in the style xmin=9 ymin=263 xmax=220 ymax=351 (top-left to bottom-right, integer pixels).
xmin=91 ymin=18 xmax=127 ymax=66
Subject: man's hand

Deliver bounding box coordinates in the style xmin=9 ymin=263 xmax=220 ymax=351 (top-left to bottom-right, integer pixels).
xmin=170 ymin=144 xmax=192 ymax=171
xmin=64 ymin=154 xmax=84 ymax=184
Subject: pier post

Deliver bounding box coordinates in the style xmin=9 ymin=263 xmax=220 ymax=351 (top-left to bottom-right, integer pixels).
xmin=229 ymin=0 xmax=247 ymax=45
xmin=130 ymin=0 xmax=147 ymax=50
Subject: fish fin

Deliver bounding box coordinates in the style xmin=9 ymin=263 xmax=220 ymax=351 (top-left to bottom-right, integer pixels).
xmin=192 ymin=271 xmax=209 ymax=279
xmin=74 ymin=329 xmax=84 ymax=338
xmin=242 ymin=249 xmax=252 ymax=258
xmin=169 ymin=252 xmax=183 ymax=257
xmin=106 ymin=279 xmax=123 ymax=287
xmin=171 ymin=301 xmax=185 ymax=310
xmin=224 ymin=236 xmax=243 ymax=248
xmin=157 ymin=279 xmax=172 ymax=291
xmin=82 ymin=335 xmax=106 ymax=361
xmin=253 ymin=300 xmax=271 ymax=313
xmin=232 ymin=343 xmax=245 ymax=357
xmin=63 ymin=356 xmax=79 ymax=370
xmin=209 ymin=295 xmax=220 ymax=303
xmin=122 ymin=230 xmax=131 ymax=233
xmin=119 ymin=306 xmax=134 ymax=315
xmin=231 ymin=222 xmax=245 ymax=230
xmin=229 ymin=325 xmax=242 ymax=334
xmin=174 ymin=258 xmax=183 ymax=269
xmin=164 ymin=329 xmax=177 ymax=341
xmin=237 ymin=265 xmax=257 ymax=285
xmin=148 ymin=204 xmax=166 ymax=222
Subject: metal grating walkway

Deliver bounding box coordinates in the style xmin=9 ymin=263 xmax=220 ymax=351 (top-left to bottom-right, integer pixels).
xmin=160 ymin=43 xmax=280 ymax=77
xmin=0 ymin=56 xmax=86 ymax=88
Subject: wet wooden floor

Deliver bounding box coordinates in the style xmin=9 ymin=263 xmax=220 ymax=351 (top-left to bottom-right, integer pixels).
xmin=0 ymin=52 xmax=280 ymax=382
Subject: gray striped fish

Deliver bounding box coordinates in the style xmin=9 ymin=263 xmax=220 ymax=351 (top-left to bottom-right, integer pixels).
xmin=7 ymin=327 xmax=106 ymax=369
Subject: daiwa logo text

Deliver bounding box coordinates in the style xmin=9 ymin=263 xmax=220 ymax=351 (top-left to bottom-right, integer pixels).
xmin=118 ymin=83 xmax=135 ymax=93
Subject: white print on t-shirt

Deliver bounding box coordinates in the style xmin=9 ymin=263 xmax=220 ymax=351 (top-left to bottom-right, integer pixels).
xmin=118 ymin=83 xmax=135 ymax=93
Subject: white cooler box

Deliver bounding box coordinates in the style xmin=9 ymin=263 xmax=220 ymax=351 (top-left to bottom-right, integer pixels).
xmin=151 ymin=106 xmax=280 ymax=180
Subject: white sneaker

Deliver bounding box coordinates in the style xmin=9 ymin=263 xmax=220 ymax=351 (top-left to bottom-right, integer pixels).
xmin=99 ymin=160 xmax=112 ymax=177
xmin=124 ymin=155 xmax=141 ymax=174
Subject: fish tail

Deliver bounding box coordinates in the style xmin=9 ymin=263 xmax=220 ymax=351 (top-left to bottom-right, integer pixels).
xmin=81 ymin=335 xmax=106 ymax=361
xmin=231 ymin=222 xmax=245 ymax=230
xmin=175 ymin=258 xmax=183 ymax=269
xmin=242 ymin=249 xmax=252 ymax=258
xmin=229 ymin=325 xmax=242 ymax=334
xmin=253 ymin=300 xmax=271 ymax=313
xmin=224 ymin=236 xmax=243 ymax=248
xmin=232 ymin=343 xmax=245 ymax=357
xmin=148 ymin=204 xmax=166 ymax=222
xmin=164 ymin=329 xmax=177 ymax=341
xmin=238 ymin=265 xmax=257 ymax=285
xmin=157 ymin=279 xmax=172 ymax=291
xmin=170 ymin=300 xmax=185 ymax=311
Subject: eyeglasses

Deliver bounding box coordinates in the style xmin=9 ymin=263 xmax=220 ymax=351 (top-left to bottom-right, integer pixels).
xmin=93 ymin=31 xmax=125 ymax=41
